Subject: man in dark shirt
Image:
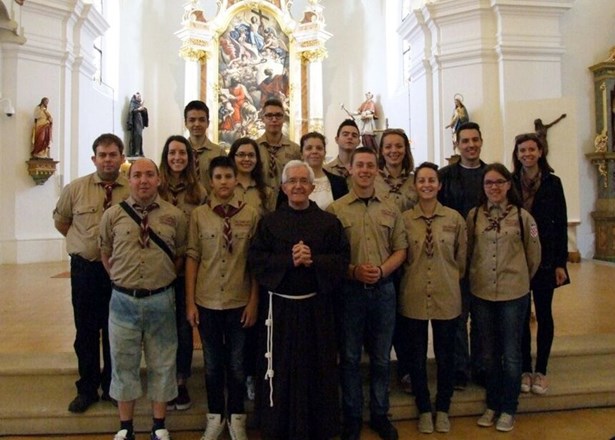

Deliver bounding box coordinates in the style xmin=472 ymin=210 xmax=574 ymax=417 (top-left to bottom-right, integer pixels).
xmin=437 ymin=121 xmax=487 ymax=389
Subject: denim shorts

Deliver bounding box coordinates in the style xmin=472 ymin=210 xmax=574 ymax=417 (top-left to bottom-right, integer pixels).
xmin=108 ymin=287 xmax=178 ymax=402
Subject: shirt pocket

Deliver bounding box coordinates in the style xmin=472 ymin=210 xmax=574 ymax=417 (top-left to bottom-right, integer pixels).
xmin=73 ymin=204 xmax=100 ymax=232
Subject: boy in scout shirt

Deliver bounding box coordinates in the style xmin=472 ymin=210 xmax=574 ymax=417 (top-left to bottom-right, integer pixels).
xmin=53 ymin=133 xmax=129 ymax=413
xmin=184 ymin=100 xmax=225 ymax=193
xmin=99 ymin=158 xmax=187 ymax=440
xmin=185 ymin=156 xmax=259 ymax=440
xmin=255 ymin=98 xmax=301 ymax=199
xmin=327 ymin=147 xmax=408 ymax=440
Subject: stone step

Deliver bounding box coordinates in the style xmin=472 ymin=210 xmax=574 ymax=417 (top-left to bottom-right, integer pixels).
xmin=1 ymin=333 xmax=614 ymax=435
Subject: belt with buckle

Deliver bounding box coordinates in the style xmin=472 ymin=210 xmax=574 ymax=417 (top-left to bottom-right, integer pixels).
xmin=113 ymin=283 xmax=171 ymax=298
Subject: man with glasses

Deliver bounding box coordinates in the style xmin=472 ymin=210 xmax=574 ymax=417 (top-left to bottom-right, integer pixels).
xmin=437 ymin=121 xmax=487 ymax=390
xmin=249 ymin=160 xmax=349 ymax=440
xmin=255 ymin=98 xmax=301 ymax=199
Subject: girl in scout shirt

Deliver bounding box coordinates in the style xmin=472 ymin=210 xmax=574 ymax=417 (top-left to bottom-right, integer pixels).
xmin=467 ymin=163 xmax=541 ymax=433
xmin=399 ymin=162 xmax=467 ymax=434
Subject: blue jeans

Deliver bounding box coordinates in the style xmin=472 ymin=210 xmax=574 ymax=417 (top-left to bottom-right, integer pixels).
xmin=197 ymin=306 xmax=246 ymax=415
xmin=472 ymin=294 xmax=529 ymax=415
xmin=174 ymin=277 xmax=193 ymax=380
xmin=340 ymin=280 xmax=396 ymax=419
xmin=109 ymin=288 xmax=177 ymax=402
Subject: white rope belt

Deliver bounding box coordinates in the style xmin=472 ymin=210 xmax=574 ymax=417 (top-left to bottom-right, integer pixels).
xmin=265 ymin=290 xmax=317 ymax=407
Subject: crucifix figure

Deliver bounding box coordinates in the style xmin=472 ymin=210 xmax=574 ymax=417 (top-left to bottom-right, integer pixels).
xmin=534 ymin=113 xmax=566 ymax=157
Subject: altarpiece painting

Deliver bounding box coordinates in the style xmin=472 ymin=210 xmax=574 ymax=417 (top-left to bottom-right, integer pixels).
xmin=176 ymin=0 xmax=332 ymax=148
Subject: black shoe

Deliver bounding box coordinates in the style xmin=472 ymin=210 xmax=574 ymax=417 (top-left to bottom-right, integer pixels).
xmin=341 ymin=417 xmax=362 ymax=440
xmin=454 ymin=371 xmax=468 ymax=391
xmin=101 ymin=392 xmax=118 ymax=407
xmin=369 ymin=415 xmax=399 ymax=440
xmin=68 ymin=393 xmax=99 ymax=413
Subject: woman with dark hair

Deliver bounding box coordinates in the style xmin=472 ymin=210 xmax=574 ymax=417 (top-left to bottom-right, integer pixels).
xmin=399 ymin=162 xmax=467 ymax=434
xmin=467 ymin=163 xmax=541 ymax=432
xmin=277 ymin=132 xmax=348 ymax=210
xmin=375 ymin=128 xmax=418 ymax=212
xmin=158 ymin=135 xmax=207 ymax=411
xmin=375 ymin=128 xmax=418 ymax=394
xmin=228 ymin=137 xmax=275 ymax=216
xmin=512 ymin=133 xmax=568 ymax=396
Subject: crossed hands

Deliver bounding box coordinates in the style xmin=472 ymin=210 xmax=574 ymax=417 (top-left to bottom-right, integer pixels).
xmin=292 ymin=240 xmax=313 ymax=267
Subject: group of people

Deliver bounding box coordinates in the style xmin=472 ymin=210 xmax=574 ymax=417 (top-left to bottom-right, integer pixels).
xmin=53 ymin=97 xmax=569 ymax=440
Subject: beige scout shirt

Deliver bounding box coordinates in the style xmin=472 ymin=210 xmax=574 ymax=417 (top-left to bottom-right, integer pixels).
xmin=327 ymin=190 xmax=408 ymax=266
xmin=467 ymin=203 xmax=541 ymax=302
xmin=99 ymin=195 xmax=187 ymax=290
xmin=255 ymin=133 xmax=301 ymax=193
xmin=53 ymin=172 xmax=129 ymax=261
xmin=161 ymin=185 xmax=207 ymax=221
xmin=399 ymin=202 xmax=467 ymax=320
xmin=191 ymin=137 xmax=225 ymax=193
xmin=235 ymin=181 xmax=276 ymax=216
xmin=324 ymin=156 xmax=353 ymax=188
xmin=374 ymin=170 xmax=418 ymax=213
xmin=186 ymin=194 xmax=260 ymax=310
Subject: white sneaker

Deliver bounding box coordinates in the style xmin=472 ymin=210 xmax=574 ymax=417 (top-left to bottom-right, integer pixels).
xmin=435 ymin=411 xmax=450 ymax=433
xmin=418 ymin=412 xmax=433 ymax=434
xmin=477 ymin=408 xmax=496 ymax=427
xmin=201 ymin=414 xmax=225 ymax=440
xmin=521 ymin=372 xmax=532 ymax=393
xmin=113 ymin=429 xmax=133 ymax=440
xmin=228 ymin=414 xmax=248 ymax=440
xmin=531 ymin=373 xmax=549 ymax=394
xmin=496 ymin=412 xmax=515 ymax=432
xmin=151 ymin=428 xmax=171 ymax=440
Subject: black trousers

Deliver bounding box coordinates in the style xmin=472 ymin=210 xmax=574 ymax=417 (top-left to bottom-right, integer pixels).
xmin=70 ymin=255 xmax=112 ymax=397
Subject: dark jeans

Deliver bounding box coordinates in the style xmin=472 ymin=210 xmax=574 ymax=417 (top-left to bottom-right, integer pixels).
xmin=70 ymin=255 xmax=112 ymax=397
xmin=454 ymin=279 xmax=482 ymax=380
xmin=404 ymin=316 xmax=456 ymax=413
xmin=197 ymin=305 xmax=246 ymax=415
xmin=522 ymin=287 xmax=555 ymax=375
xmin=174 ymin=277 xmax=193 ymax=381
xmin=340 ymin=280 xmax=396 ymax=419
xmin=473 ymin=294 xmax=529 ymax=415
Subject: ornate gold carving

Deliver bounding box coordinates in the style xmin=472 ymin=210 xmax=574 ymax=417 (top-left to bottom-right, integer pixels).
xmin=179 ymin=45 xmax=209 ymax=63
xmin=299 ymin=46 xmax=328 ymax=63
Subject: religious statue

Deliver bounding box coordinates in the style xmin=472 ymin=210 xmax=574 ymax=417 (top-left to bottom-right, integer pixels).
xmin=31 ymin=97 xmax=53 ymax=159
xmin=354 ymin=91 xmax=378 ymax=151
xmin=534 ymin=113 xmax=566 ymax=157
xmin=445 ymin=94 xmax=469 ymax=139
xmin=126 ymin=92 xmax=148 ymax=157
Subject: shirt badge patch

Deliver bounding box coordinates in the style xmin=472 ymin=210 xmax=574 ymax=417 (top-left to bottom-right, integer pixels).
xmin=530 ymin=223 xmax=538 ymax=238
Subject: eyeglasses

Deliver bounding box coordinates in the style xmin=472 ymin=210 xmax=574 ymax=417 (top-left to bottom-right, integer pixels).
xmin=285 ymin=178 xmax=311 ymax=186
xmin=264 ymin=113 xmax=284 ymax=120
xmin=484 ymin=179 xmax=509 ymax=188
xmin=235 ymin=152 xmax=256 ymax=159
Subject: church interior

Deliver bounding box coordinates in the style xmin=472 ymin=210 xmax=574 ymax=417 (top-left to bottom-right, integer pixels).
xmin=1 ymin=0 xmax=615 ymax=438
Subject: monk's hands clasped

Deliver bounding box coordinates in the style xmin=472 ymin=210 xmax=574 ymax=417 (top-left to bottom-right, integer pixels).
xmin=292 ymin=240 xmax=313 ymax=267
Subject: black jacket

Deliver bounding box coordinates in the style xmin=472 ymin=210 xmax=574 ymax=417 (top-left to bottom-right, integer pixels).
xmin=437 ymin=160 xmax=487 ymax=219
xmin=513 ymin=172 xmax=568 ymax=290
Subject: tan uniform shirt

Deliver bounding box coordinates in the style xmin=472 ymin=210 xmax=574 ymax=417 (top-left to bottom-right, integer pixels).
xmin=374 ymin=170 xmax=418 ymax=213
xmin=191 ymin=138 xmax=225 ymax=193
xmin=235 ymin=180 xmax=276 ymax=216
xmin=161 ymin=185 xmax=207 ymax=221
xmin=53 ymin=172 xmax=129 ymax=261
xmin=255 ymin=133 xmax=301 ymax=197
xmin=324 ymin=156 xmax=353 ymax=188
xmin=399 ymin=202 xmax=467 ymax=320
xmin=467 ymin=203 xmax=541 ymax=302
xmin=99 ymin=195 xmax=187 ymax=290
xmin=327 ymin=190 xmax=408 ymax=266
xmin=186 ymin=194 xmax=260 ymax=310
